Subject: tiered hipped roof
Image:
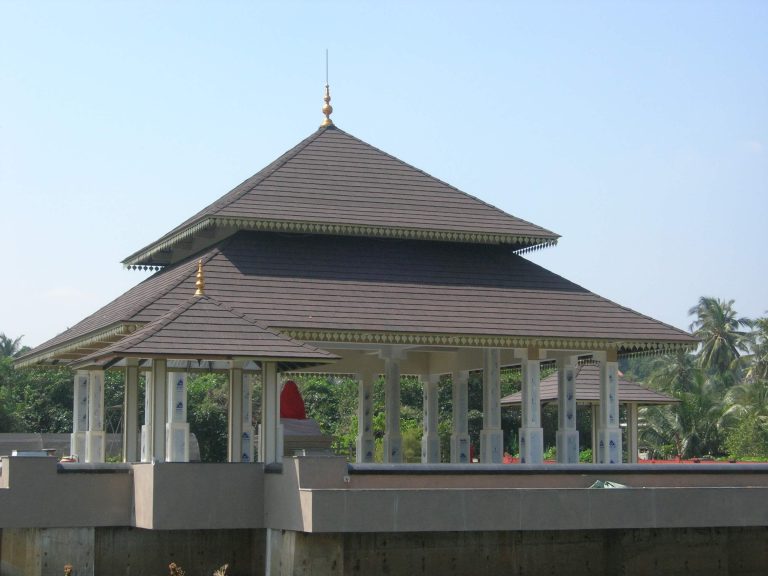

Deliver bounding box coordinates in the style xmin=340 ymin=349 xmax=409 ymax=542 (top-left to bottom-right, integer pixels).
xmin=123 ymin=126 xmax=559 ymax=268
xmin=17 ymin=121 xmax=696 ymax=368
xmin=19 ymin=231 xmax=695 ymax=367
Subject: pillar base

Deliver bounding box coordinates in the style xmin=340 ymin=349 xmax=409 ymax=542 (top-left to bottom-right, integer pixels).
xmin=519 ymin=427 xmax=543 ymax=464
xmin=450 ymin=433 xmax=470 ymax=464
xmin=141 ymin=424 xmax=152 ymax=462
xmin=166 ymin=422 xmax=190 ymax=462
xmin=556 ymin=429 xmax=580 ymax=463
xmin=85 ymin=431 xmax=105 ymax=463
xmin=421 ymin=434 xmax=440 ymax=463
xmin=356 ymin=436 xmax=375 ymax=463
xmin=240 ymin=426 xmax=255 ymax=463
xmin=383 ymin=434 xmax=402 ymax=463
xmin=70 ymin=432 xmax=86 ymax=462
xmin=597 ymin=427 xmax=622 ymax=464
xmin=480 ymin=428 xmax=503 ymax=463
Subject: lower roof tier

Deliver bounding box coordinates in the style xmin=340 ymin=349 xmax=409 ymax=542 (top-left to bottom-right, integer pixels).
xmin=18 ymin=231 xmax=695 ymax=366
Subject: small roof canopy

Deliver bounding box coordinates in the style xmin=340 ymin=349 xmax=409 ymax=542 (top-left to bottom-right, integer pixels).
xmin=500 ymin=364 xmax=678 ymax=407
xmin=73 ymin=293 xmax=338 ymax=371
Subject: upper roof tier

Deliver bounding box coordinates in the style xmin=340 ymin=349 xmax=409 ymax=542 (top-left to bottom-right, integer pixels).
xmin=123 ymin=125 xmax=559 ymax=267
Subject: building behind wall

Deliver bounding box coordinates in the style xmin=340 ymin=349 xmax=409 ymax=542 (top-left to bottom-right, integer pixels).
xmin=6 ymin=91 xmax=768 ymax=576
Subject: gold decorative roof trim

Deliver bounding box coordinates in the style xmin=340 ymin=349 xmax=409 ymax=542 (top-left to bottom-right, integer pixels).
xmin=14 ymin=322 xmax=144 ymax=368
xmin=123 ymin=216 xmax=558 ymax=268
xmin=281 ymin=328 xmax=696 ymax=356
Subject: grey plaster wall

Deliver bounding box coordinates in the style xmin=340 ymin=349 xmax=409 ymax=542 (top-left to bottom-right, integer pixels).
xmin=0 ymin=527 xmax=265 ymax=576
xmin=273 ymin=527 xmax=768 ymax=576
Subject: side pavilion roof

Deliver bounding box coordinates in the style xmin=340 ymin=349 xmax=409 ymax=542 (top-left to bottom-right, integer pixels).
xmin=18 ymin=232 xmax=696 ymax=367
xmin=122 ymin=125 xmax=559 ymax=268
xmin=500 ymin=364 xmax=679 ymax=406
xmin=73 ymin=293 xmax=339 ymax=371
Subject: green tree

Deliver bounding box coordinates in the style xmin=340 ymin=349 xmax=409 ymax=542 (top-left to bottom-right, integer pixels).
xmin=640 ymin=369 xmax=722 ymax=459
xmin=187 ymin=373 xmax=229 ymax=462
xmin=688 ymin=297 xmax=751 ymax=381
xmin=0 ymin=333 xmax=28 ymax=358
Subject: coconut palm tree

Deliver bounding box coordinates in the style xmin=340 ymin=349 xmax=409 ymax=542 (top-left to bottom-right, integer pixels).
xmin=721 ymin=378 xmax=768 ymax=427
xmin=688 ymin=297 xmax=752 ymax=383
xmin=743 ymin=316 xmax=768 ymax=384
xmin=640 ymin=368 xmax=722 ymax=459
xmin=0 ymin=333 xmax=25 ymax=358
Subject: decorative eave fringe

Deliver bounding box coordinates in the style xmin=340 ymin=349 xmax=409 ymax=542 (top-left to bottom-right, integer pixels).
xmin=14 ymin=323 xmax=144 ymax=369
xmin=280 ymin=328 xmax=697 ymax=357
xmin=122 ymin=216 xmax=560 ymax=268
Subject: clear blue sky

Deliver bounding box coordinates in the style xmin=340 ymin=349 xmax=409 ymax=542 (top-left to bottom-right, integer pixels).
xmin=2 ymin=1 xmax=766 ymax=348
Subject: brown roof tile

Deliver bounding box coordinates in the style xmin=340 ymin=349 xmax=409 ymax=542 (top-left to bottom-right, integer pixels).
xmin=123 ymin=126 xmax=558 ymax=266
xmin=21 ymin=232 xmax=695 ymax=366
xmin=77 ymin=294 xmax=338 ymax=366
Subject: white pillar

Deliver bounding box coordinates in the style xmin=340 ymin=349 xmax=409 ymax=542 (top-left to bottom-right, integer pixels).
xmin=628 ymin=403 xmax=639 ymax=464
xmin=123 ymin=359 xmax=139 ymax=463
xmin=480 ymin=349 xmax=503 ymax=463
xmin=140 ymin=369 xmax=152 ymax=463
xmin=229 ymin=362 xmax=255 ymax=463
xmin=597 ymin=356 xmax=622 ymax=464
xmin=555 ymin=356 xmax=579 ymax=464
xmin=519 ymin=351 xmax=543 ymax=464
xmin=85 ymin=369 xmax=106 ymax=463
xmin=70 ymin=370 xmax=89 ymax=461
xmin=259 ymin=361 xmax=282 ymax=464
xmin=355 ymin=371 xmax=375 ymax=463
xmin=166 ymin=371 xmax=190 ymax=462
xmin=421 ymin=374 xmax=440 ymax=463
xmin=382 ymin=358 xmax=402 ymax=463
xmin=591 ymin=404 xmax=599 ymax=463
xmin=143 ymin=359 xmax=167 ymax=462
xmin=450 ymin=370 xmax=470 ymax=464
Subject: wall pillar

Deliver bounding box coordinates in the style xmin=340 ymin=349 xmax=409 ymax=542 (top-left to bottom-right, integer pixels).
xmin=123 ymin=359 xmax=139 ymax=463
xmin=556 ymin=356 xmax=579 ymax=463
xmin=519 ymin=350 xmax=543 ymax=464
xmin=480 ymin=348 xmax=503 ymax=463
xmin=166 ymin=371 xmax=189 ymax=462
xmin=85 ymin=369 xmax=106 ymax=463
xmin=421 ymin=374 xmax=441 ymax=463
xmin=70 ymin=370 xmax=89 ymax=461
xmin=259 ymin=361 xmax=282 ymax=464
xmin=597 ymin=353 xmax=622 ymax=464
xmin=355 ymin=371 xmax=375 ymax=463
xmin=229 ymin=362 xmax=255 ymax=463
xmin=450 ymin=370 xmax=470 ymax=464
xmin=382 ymin=358 xmax=402 ymax=463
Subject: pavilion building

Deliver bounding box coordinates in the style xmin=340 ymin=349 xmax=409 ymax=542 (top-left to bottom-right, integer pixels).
xmin=5 ymin=90 xmax=767 ymax=576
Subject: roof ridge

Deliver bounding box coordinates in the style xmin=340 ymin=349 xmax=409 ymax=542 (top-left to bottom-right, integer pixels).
xmin=207 ymin=297 xmax=331 ymax=354
xmin=328 ymin=127 xmax=559 ymax=240
xmin=123 ymin=128 xmax=331 ymax=264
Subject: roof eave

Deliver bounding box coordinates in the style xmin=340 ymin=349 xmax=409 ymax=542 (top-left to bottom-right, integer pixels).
xmin=122 ymin=216 xmax=560 ymax=268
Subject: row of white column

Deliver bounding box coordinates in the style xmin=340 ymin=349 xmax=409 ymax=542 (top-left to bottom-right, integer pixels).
xmin=71 ymin=359 xmax=283 ymax=464
xmin=354 ymin=349 xmax=623 ymax=465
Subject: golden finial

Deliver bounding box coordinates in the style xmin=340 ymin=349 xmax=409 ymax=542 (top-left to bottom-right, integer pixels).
xmin=321 ymin=83 xmax=333 ymax=127
xmin=194 ymin=259 xmax=205 ymax=296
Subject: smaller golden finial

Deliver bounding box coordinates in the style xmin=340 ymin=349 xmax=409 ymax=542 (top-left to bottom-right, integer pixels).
xmin=321 ymin=83 xmax=333 ymax=127
xmin=194 ymin=259 xmax=205 ymax=296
